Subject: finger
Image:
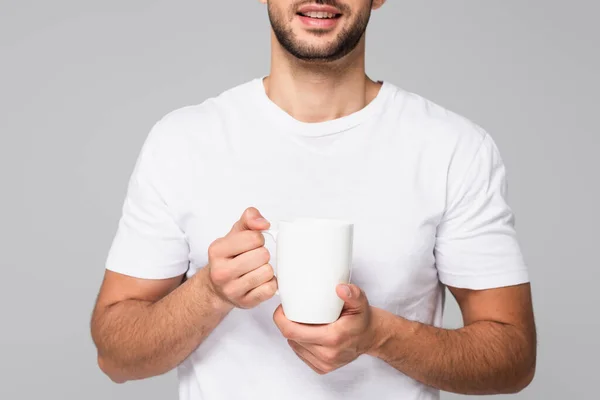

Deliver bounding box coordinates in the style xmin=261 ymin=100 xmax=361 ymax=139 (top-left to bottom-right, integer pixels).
xmin=216 ymin=230 xmax=266 ymax=258
xmin=288 ymin=340 xmax=327 ymax=374
xmin=226 ymin=246 xmax=271 ymax=277
xmin=237 ymin=263 xmax=275 ymax=294
xmin=294 ymin=350 xmax=325 ymax=375
xmin=336 ymin=284 xmax=367 ymax=312
xmin=290 ymin=339 xmax=324 ymax=357
xmin=229 ymin=207 xmax=270 ymax=234
xmin=241 ymin=277 xmax=278 ymax=307
xmin=273 ymin=307 xmax=335 ymax=344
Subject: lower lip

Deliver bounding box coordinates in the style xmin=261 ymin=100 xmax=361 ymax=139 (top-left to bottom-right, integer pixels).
xmin=297 ymin=15 xmax=341 ymax=29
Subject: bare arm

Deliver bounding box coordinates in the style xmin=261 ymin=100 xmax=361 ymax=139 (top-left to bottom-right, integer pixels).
xmin=91 ymin=207 xmax=277 ymax=383
xmin=369 ymin=283 xmax=537 ymax=394
xmin=91 ymin=268 xmax=232 ymax=383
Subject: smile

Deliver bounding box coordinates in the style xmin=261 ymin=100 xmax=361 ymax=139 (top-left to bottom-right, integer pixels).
xmin=297 ymin=11 xmax=341 ymax=19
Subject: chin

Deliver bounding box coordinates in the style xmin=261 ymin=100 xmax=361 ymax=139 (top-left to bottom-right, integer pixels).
xmin=295 ymin=34 xmax=339 ymax=48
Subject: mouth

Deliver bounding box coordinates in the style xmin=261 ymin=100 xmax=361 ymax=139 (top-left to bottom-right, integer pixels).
xmin=297 ymin=11 xmax=341 ymax=20
xmin=296 ymin=5 xmax=343 ymax=28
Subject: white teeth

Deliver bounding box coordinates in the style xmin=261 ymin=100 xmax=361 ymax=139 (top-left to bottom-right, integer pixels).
xmin=302 ymin=11 xmax=336 ymax=19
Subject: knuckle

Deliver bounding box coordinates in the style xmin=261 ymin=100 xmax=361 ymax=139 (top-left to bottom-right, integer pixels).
xmin=239 ymin=295 xmax=258 ymax=309
xmin=258 ymin=285 xmax=275 ymax=303
xmin=221 ymin=285 xmax=237 ymax=300
xmin=246 ymin=281 xmax=277 ymax=307
xmin=234 ymin=291 xmax=251 ymax=306
xmin=237 ymin=300 xmax=251 ymax=309
xmin=329 ymin=333 xmax=343 ymax=347
xmin=225 ymin=231 xmax=243 ymax=248
xmin=248 ymin=274 xmax=263 ymax=290
xmin=258 ymin=246 xmax=271 ymax=263
xmin=252 ymin=288 xmax=267 ymax=303
xmin=321 ymin=349 xmax=339 ymax=364
xmin=263 ymin=264 xmax=275 ymax=280
xmin=207 ymin=240 xmax=221 ymax=259
xmin=265 ymin=279 xmax=278 ymax=296
xmin=210 ymin=266 xmax=230 ymax=285
xmin=250 ymin=231 xmax=265 ymax=248
xmin=245 ymin=265 xmax=271 ymax=289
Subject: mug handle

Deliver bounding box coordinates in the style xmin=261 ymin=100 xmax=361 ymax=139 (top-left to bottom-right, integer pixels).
xmin=261 ymin=229 xmax=279 ymax=295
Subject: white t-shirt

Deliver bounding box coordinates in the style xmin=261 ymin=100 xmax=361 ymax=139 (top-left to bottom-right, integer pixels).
xmin=106 ymin=77 xmax=529 ymax=400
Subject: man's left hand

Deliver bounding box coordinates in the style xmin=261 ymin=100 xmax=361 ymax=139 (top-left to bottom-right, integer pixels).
xmin=273 ymin=284 xmax=380 ymax=375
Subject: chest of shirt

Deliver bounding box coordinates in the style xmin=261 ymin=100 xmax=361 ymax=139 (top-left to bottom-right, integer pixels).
xmin=174 ymin=139 xmax=444 ymax=312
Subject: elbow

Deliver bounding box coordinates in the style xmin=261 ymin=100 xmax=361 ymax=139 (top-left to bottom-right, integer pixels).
xmin=510 ymin=365 xmax=536 ymax=394
xmin=502 ymin=355 xmax=536 ymax=394
xmin=503 ymin=326 xmax=537 ymax=394
xmin=97 ymin=353 xmax=166 ymax=383
xmin=98 ymin=354 xmax=128 ymax=384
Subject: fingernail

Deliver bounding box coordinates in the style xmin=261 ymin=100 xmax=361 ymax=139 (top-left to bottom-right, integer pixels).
xmin=255 ymin=217 xmax=268 ymax=223
xmin=342 ymin=285 xmax=352 ymax=298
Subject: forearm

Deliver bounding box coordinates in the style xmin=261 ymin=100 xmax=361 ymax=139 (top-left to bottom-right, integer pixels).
xmin=92 ymin=268 xmax=233 ymax=382
xmin=368 ymin=308 xmax=536 ymax=395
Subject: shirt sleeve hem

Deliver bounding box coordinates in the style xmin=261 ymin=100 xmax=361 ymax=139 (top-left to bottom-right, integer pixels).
xmin=438 ymin=269 xmax=530 ymax=290
xmin=105 ymin=263 xmax=189 ymax=280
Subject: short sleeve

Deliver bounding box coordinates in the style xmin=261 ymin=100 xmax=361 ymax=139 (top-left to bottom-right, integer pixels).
xmin=435 ymin=133 xmax=529 ymax=290
xmin=105 ymin=120 xmax=190 ymax=279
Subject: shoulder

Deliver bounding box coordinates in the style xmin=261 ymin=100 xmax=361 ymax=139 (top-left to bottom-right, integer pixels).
xmin=382 ymin=83 xmax=506 ymax=194
xmin=143 ymin=79 xmax=257 ymax=152
xmin=386 ymin=82 xmax=490 ymax=159
xmin=154 ymin=79 xmax=256 ymax=136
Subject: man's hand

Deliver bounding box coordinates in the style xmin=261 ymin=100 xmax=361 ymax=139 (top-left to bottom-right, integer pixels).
xmin=207 ymin=207 xmax=278 ymax=309
xmin=273 ymin=284 xmax=380 ymax=374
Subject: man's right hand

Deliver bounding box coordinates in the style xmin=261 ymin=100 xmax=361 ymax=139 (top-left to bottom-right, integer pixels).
xmin=206 ymin=207 xmax=277 ymax=309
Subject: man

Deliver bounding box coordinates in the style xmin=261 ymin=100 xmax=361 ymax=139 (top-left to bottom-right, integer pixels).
xmin=91 ymin=0 xmax=537 ymax=399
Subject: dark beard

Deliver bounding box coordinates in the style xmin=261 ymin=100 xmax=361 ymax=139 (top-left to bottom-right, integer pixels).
xmin=267 ymin=0 xmax=372 ymax=62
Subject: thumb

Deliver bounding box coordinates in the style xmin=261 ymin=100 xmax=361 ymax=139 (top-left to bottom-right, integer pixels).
xmin=336 ymin=284 xmax=366 ymax=311
xmin=230 ymin=207 xmax=270 ymax=233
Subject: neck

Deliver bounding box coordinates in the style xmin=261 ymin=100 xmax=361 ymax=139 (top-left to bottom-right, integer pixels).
xmin=264 ymin=35 xmax=381 ymax=123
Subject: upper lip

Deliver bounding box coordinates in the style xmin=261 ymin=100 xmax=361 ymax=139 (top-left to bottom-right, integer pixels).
xmin=297 ymin=4 xmax=342 ymax=15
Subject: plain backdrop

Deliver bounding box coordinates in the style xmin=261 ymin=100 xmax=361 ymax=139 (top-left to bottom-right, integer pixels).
xmin=1 ymin=1 xmax=598 ymax=399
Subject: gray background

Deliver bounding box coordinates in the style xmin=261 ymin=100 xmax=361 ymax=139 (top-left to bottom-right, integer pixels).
xmin=1 ymin=0 xmax=598 ymax=399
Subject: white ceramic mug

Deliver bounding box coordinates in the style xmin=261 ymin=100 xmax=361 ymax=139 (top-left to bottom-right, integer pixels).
xmin=262 ymin=218 xmax=354 ymax=324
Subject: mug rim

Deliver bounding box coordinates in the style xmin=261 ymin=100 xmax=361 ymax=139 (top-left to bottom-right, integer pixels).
xmin=279 ymin=217 xmax=353 ymax=227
